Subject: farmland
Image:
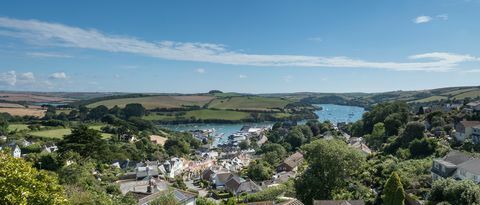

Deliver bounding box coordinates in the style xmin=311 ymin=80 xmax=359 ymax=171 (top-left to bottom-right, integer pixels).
xmin=0 ymin=107 xmax=45 ymax=117
xmin=28 ymin=125 xmax=112 ymax=139
xmin=207 ymin=96 xmax=292 ymax=111
xmin=87 ymin=95 xmax=214 ymax=109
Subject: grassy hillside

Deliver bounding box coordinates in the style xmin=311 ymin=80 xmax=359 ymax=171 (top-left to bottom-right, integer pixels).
xmin=207 ymin=96 xmax=292 ymax=111
xmin=28 ymin=125 xmax=112 ymax=139
xmin=87 ymin=95 xmax=214 ymax=109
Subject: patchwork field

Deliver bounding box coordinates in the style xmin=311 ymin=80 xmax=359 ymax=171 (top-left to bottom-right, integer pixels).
xmin=0 ymin=92 xmax=69 ymax=103
xmin=454 ymin=90 xmax=480 ymax=99
xmin=8 ymin=124 xmax=30 ymax=131
xmin=87 ymin=95 xmax=215 ymax=109
xmin=207 ymin=96 xmax=292 ymax=111
xmin=0 ymin=107 xmax=45 ymax=117
xmin=0 ymin=102 xmax=25 ymax=108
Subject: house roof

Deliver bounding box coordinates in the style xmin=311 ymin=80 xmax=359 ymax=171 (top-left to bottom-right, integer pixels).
xmin=280 ymin=199 xmax=304 ymax=205
xmin=225 ymin=175 xmax=243 ymax=192
xmin=457 ymin=158 xmax=480 ymax=175
xmin=282 ymin=152 xmax=304 ymax=169
xmin=215 ymin=172 xmax=236 ymax=184
xmin=313 ymin=200 xmax=365 ymax=205
xmin=234 ymin=179 xmax=261 ymax=194
xmin=441 ymin=151 xmax=472 ymax=165
xmin=202 ymin=169 xmax=215 ymax=181
xmin=459 ymin=121 xmax=480 ymax=129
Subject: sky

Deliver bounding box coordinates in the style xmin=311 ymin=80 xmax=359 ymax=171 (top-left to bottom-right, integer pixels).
xmin=0 ymin=0 xmax=480 ymax=94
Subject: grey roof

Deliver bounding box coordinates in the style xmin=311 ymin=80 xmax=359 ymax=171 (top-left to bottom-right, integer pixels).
xmin=442 ymin=151 xmax=472 ymax=165
xmin=173 ymin=189 xmax=197 ymax=203
xmin=281 ymin=152 xmax=304 ymax=169
xmin=215 ymin=172 xmax=236 ymax=184
xmin=313 ymin=200 xmax=364 ymax=205
xmin=457 ymin=158 xmax=480 ymax=175
xmin=236 ymin=179 xmax=261 ymax=194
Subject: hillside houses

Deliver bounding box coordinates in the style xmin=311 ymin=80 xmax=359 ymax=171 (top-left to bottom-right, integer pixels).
xmin=454 ymin=121 xmax=480 ymax=143
xmin=0 ymin=144 xmax=21 ymax=158
xmin=277 ymin=152 xmax=304 ymax=172
xmin=431 ymin=151 xmax=480 ymax=183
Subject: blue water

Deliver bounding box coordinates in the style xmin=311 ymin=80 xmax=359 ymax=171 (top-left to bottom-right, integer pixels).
xmin=314 ymin=104 xmax=365 ymax=124
xmin=158 ymin=104 xmax=365 ymax=145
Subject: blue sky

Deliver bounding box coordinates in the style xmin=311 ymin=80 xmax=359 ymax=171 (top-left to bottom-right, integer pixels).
xmin=0 ymin=0 xmax=479 ymax=93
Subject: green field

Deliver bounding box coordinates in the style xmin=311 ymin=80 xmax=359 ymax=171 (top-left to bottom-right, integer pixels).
xmin=87 ymin=95 xmax=214 ymax=109
xmin=144 ymin=109 xmax=251 ymax=121
xmin=8 ymin=124 xmax=30 ymax=131
xmin=28 ymin=126 xmax=112 ymax=139
xmin=184 ymin=109 xmax=250 ymax=120
xmin=208 ymin=96 xmax=291 ymax=111
xmin=411 ymin=96 xmax=448 ymax=103
xmin=454 ymin=90 xmax=480 ymax=99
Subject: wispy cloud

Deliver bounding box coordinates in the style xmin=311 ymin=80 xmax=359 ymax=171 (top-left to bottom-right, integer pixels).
xmin=284 ymin=75 xmax=293 ymax=83
xmin=195 ymin=68 xmax=205 ymax=74
xmin=307 ymin=37 xmax=323 ymax=43
xmin=0 ymin=70 xmax=16 ymax=86
xmin=49 ymin=72 xmax=68 ymax=79
xmin=27 ymin=52 xmax=72 ymax=58
xmin=436 ymin=14 xmax=449 ymax=20
xmin=414 ymin=15 xmax=433 ymax=24
xmin=239 ymin=74 xmax=247 ymax=79
xmin=0 ymin=17 xmax=477 ymax=72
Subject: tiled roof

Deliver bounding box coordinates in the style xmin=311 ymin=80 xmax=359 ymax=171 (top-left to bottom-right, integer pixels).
xmin=283 ymin=152 xmax=304 ymax=169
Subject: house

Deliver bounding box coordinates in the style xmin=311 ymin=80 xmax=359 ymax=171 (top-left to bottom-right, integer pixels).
xmin=277 ymin=152 xmax=304 ymax=172
xmin=454 ymin=121 xmax=480 ymax=143
xmin=43 ymin=145 xmax=58 ymax=153
xmin=431 ymin=151 xmax=480 ymax=183
xmin=212 ymin=172 xmax=237 ymax=189
xmin=225 ymin=177 xmax=262 ymax=195
xmin=159 ymin=158 xmax=183 ymax=178
xmin=130 ymin=189 xmax=196 ymax=205
xmin=313 ymin=200 xmax=364 ymax=205
xmin=135 ymin=161 xmax=159 ymax=180
xmin=0 ymin=144 xmax=21 ymax=158
xmin=467 ymin=101 xmax=480 ymax=111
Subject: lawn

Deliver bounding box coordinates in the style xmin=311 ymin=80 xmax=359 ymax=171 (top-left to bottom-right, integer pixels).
xmin=207 ymin=96 xmax=291 ymax=111
xmin=87 ymin=95 xmax=214 ymax=109
xmin=28 ymin=126 xmax=112 ymax=139
xmin=8 ymin=124 xmax=30 ymax=131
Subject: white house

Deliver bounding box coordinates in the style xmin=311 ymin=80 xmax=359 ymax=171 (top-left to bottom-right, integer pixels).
xmin=159 ymin=158 xmax=184 ymax=178
xmin=454 ymin=121 xmax=480 ymax=143
xmin=0 ymin=144 xmax=21 ymax=158
xmin=431 ymin=151 xmax=480 ymax=183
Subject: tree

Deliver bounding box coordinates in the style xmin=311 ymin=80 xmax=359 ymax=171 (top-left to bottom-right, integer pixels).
xmin=57 ymin=125 xmax=109 ymax=160
xmin=408 ymin=138 xmax=437 ymax=158
xmin=384 ymin=113 xmax=404 ymax=136
xmin=0 ymin=117 xmax=8 ymax=135
xmin=382 ymin=172 xmax=405 ymax=205
xmin=0 ymin=151 xmax=67 ymax=204
xmin=295 ymin=139 xmax=365 ymax=204
xmin=238 ymin=140 xmax=250 ymax=150
xmin=429 ymin=178 xmax=480 ymax=204
xmin=246 ymin=160 xmax=274 ymax=181
xmin=365 ymin=122 xmax=386 ymax=150
xmin=123 ymin=103 xmax=146 ymax=119
xmin=260 ymin=143 xmax=286 ymax=166
xmin=400 ymin=122 xmax=425 ymax=145
xmin=164 ymin=138 xmax=190 ymax=156
xmin=87 ymin=105 xmax=109 ymax=121
xmin=196 ymin=197 xmax=216 ymax=205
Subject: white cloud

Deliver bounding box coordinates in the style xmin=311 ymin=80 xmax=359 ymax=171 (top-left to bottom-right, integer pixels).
xmin=27 ymin=52 xmax=72 ymax=58
xmin=49 ymin=72 xmax=68 ymax=79
xmin=436 ymin=14 xmax=449 ymax=20
xmin=18 ymin=72 xmax=35 ymax=80
xmin=0 ymin=70 xmax=16 ymax=86
xmin=195 ymin=68 xmax=205 ymax=73
xmin=239 ymin=74 xmax=247 ymax=79
xmin=0 ymin=17 xmax=477 ymax=72
xmin=414 ymin=15 xmax=433 ymax=24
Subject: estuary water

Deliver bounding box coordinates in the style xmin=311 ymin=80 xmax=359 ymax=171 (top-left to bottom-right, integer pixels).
xmin=158 ymin=104 xmax=365 ymax=145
